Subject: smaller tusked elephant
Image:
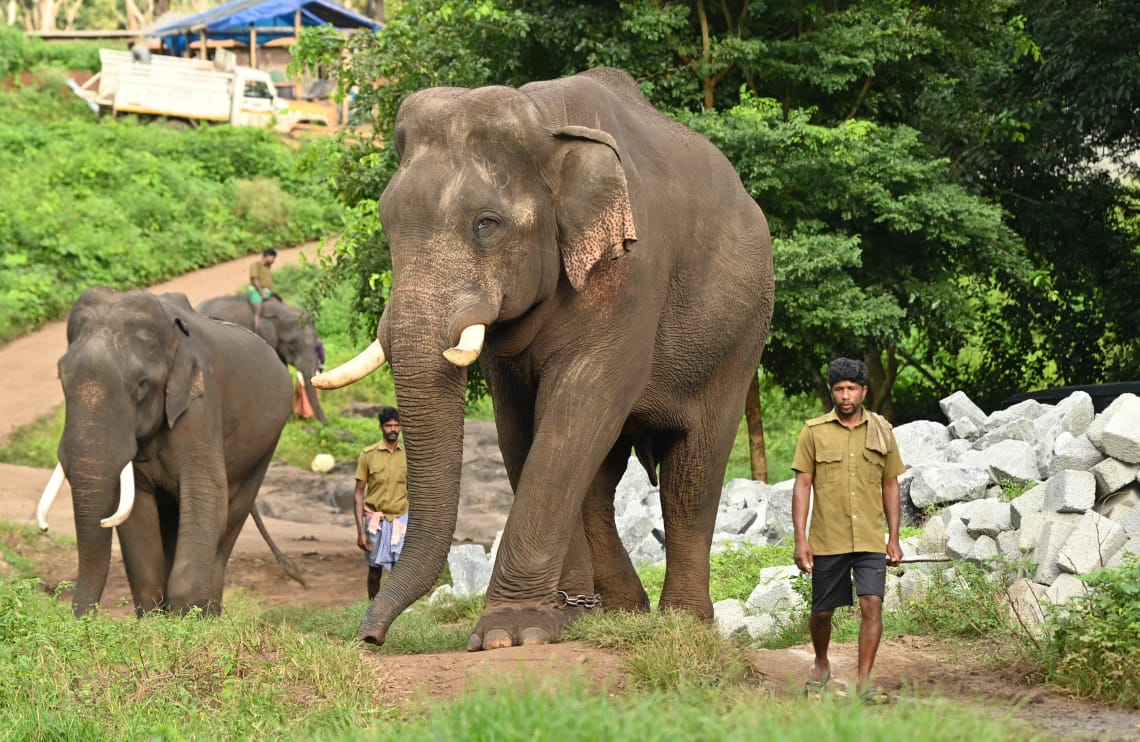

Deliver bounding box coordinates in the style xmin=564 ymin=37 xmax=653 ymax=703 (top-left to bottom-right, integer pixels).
xmin=38 ymin=287 xmax=294 ymax=616
xmin=197 ymin=294 xmax=328 ymax=424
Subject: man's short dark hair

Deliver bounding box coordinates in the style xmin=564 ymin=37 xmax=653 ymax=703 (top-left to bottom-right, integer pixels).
xmin=262 ymin=248 xmax=278 ymax=257
xmin=378 ymin=406 xmax=400 ymax=425
xmin=827 ymin=358 xmax=869 ymax=387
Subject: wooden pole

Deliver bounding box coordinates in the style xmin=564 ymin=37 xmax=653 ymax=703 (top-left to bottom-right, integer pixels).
xmin=250 ymin=26 xmax=257 ymax=67
xmin=198 ymin=29 xmax=206 ymax=59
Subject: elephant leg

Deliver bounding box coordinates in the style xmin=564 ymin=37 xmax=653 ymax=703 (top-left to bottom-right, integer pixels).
xmin=657 ymin=399 xmax=741 ymax=620
xmin=209 ymin=449 xmax=277 ymax=609
xmin=116 ymin=489 xmax=167 ymax=615
xmin=471 ymin=369 xmax=635 ymax=650
xmin=582 ymin=438 xmax=649 ymax=613
xmin=167 ymin=457 xmax=227 ymax=615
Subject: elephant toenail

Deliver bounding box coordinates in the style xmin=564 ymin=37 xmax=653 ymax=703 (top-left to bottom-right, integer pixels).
xmin=483 ymin=628 xmax=514 ymax=650
xmin=466 ymin=633 xmax=484 ymax=652
xmin=519 ymin=627 xmax=551 ymax=645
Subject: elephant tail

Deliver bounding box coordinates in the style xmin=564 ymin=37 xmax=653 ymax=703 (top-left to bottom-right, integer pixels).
xmin=251 ymin=503 xmax=307 ymax=587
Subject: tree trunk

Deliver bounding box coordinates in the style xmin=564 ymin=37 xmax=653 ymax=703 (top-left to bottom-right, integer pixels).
xmin=863 ymin=346 xmax=898 ymax=421
xmin=744 ymin=371 xmax=768 ymax=482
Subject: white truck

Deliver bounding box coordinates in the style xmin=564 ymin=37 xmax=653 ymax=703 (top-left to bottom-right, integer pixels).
xmin=72 ymin=48 xmax=327 ymax=133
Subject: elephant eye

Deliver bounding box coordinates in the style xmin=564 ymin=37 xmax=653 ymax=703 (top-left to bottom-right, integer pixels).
xmin=473 ymin=214 xmax=499 ymax=239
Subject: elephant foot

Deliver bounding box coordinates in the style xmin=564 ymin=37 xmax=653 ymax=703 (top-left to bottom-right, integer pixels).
xmin=465 ymin=604 xmax=586 ymax=652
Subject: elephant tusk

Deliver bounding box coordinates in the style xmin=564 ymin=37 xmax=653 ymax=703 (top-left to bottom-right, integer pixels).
xmin=443 ymin=324 xmax=486 ymax=367
xmin=36 ymin=463 xmax=66 ymax=532
xmin=311 ymin=340 xmax=387 ymax=390
xmin=100 ymin=463 xmax=135 ymax=528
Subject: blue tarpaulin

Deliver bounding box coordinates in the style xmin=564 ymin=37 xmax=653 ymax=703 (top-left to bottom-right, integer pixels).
xmin=150 ymin=0 xmax=378 ymax=56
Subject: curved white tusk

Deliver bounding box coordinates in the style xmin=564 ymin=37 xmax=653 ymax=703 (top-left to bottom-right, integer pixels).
xmin=443 ymin=324 xmax=486 ymax=368
xmin=36 ymin=463 xmax=66 ymax=532
xmin=311 ymin=340 xmax=387 ymax=390
xmin=100 ymin=462 xmax=135 ymax=528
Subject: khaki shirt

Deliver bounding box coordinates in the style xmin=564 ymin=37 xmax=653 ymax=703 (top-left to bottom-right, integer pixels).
xmin=250 ymin=260 xmax=273 ymax=290
xmin=791 ymin=408 xmax=905 ymax=555
xmin=355 ymin=442 xmax=408 ymax=518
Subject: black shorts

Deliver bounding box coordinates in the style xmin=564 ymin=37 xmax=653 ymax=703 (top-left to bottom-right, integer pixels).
xmin=811 ymin=552 xmax=887 ymax=613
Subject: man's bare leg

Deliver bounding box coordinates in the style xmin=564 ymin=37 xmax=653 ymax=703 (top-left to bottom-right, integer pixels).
xmin=856 ymin=594 xmax=883 ymax=690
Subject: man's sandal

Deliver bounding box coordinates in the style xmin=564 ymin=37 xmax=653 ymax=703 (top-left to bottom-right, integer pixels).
xmin=803 ymin=668 xmax=831 ymax=699
xmin=858 ymin=685 xmax=891 ymax=705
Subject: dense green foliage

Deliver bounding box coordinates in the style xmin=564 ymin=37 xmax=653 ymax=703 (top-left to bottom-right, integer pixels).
xmin=1040 ymin=554 xmax=1140 ymax=708
xmin=0 ymin=34 xmax=345 ymax=341
xmin=295 ymin=0 xmax=1139 ymax=421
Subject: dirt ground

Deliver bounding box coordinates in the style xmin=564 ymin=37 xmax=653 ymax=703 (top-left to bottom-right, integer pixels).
xmin=1 ymin=249 xmax=1138 ymax=739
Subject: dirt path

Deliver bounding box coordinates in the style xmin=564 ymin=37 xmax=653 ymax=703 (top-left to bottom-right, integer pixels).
xmin=1 ymin=247 xmax=1138 ymax=740
xmin=0 ymin=242 xmax=323 ymax=446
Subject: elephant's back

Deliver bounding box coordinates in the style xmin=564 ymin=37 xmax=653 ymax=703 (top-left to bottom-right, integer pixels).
xmin=197 ymin=295 xmax=253 ymax=327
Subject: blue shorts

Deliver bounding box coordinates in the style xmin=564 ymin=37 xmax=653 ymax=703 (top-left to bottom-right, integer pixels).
xmin=810 ymin=552 xmax=887 ymax=613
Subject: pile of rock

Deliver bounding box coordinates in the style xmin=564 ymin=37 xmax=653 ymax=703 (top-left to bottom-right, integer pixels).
xmin=433 ymin=392 xmax=1140 ymax=641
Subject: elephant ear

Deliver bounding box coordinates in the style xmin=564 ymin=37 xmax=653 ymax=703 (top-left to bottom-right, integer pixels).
xmin=159 ymin=300 xmax=205 ymax=428
xmin=550 ymin=125 xmax=638 ymax=291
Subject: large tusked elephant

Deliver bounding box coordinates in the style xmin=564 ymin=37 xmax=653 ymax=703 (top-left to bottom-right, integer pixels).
xmin=197 ymin=294 xmax=328 ymax=424
xmin=39 ymin=287 xmax=293 ymax=616
xmin=316 ymin=68 xmax=775 ymax=650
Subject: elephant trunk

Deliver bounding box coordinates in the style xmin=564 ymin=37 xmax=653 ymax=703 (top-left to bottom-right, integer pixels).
xmin=68 ymin=460 xmax=134 ymax=616
xmin=356 ymin=317 xmax=469 ymax=644
xmin=61 ymin=419 xmax=137 ymax=617
xmin=303 ymin=376 xmax=328 ymax=424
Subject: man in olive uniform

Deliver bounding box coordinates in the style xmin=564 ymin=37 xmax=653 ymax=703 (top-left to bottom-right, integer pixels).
xmin=248 ymin=248 xmax=277 ymax=332
xmin=353 ymin=407 xmax=409 ymax=600
xmin=792 ymin=358 xmax=905 ymax=703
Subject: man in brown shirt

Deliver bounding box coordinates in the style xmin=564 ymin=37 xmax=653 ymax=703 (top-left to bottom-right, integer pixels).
xmin=353 ymin=407 xmax=409 ymax=600
xmin=247 ymin=248 xmax=277 ymax=332
xmin=792 ymin=358 xmax=904 ymax=703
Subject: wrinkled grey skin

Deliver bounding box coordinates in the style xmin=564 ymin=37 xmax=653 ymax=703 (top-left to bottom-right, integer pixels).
xmin=355 ymin=68 xmax=774 ymax=649
xmin=58 ymin=287 xmax=292 ymax=616
xmin=197 ymin=294 xmax=328 ymax=424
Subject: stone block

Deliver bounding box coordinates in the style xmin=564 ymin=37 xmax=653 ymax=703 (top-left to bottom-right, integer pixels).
xmin=948 ymin=417 xmax=981 ymax=442
xmin=721 ymin=478 xmax=769 ymax=511
xmin=919 ymin=516 xmax=948 ymax=555
xmin=715 ymin=505 xmax=758 ymax=535
xmin=1044 ymin=573 xmax=1089 ymax=606
xmin=909 ymin=463 xmax=991 ymax=509
xmin=894 ymin=419 xmax=952 ymax=466
xmin=1032 ymin=518 xmax=1078 ymax=585
xmin=448 ymin=544 xmax=491 ymax=597
xmin=966 ymin=499 xmax=1012 ymax=538
xmin=1100 ymin=395 xmax=1140 ymax=464
xmin=713 ymin=598 xmax=747 ymax=637
xmin=1057 ymin=511 xmax=1127 ymax=575
xmin=996 ymin=530 xmax=1022 ymax=557
xmin=1087 ymin=393 xmax=1137 ymax=454
xmin=1106 ymin=536 xmax=1140 ymax=568
xmin=1049 ymin=433 xmax=1106 ymax=477
xmin=940 ymin=391 xmax=988 ymax=429
xmin=1043 ymin=470 xmax=1096 ymax=513
xmin=946 ymin=517 xmax=976 ymax=560
xmin=1008 ymin=578 xmax=1048 ymax=632
xmin=958 ymin=439 xmax=1041 ymax=485
xmin=970 ymin=534 xmax=999 ymax=562
xmin=1091 ymin=458 xmax=1140 ymax=500
xmin=1010 ymin=483 xmax=1046 ymax=529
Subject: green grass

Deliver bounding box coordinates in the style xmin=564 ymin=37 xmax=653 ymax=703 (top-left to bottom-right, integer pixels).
xmin=0 ymin=575 xmax=1046 ymax=741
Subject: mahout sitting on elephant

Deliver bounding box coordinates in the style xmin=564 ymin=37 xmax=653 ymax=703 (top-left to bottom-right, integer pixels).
xmin=197 ymin=293 xmax=328 ymax=424
xmin=315 ymin=67 xmax=775 ymax=650
xmin=37 ymin=287 xmax=294 ymax=616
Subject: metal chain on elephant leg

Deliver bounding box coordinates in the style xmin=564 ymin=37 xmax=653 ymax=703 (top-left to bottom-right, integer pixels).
xmin=557 ymin=590 xmax=603 ymax=609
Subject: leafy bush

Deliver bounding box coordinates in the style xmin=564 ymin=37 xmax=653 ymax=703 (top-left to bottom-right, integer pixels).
xmin=0 ymin=88 xmax=344 ymax=341
xmin=1040 ymin=554 xmax=1140 ymax=708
